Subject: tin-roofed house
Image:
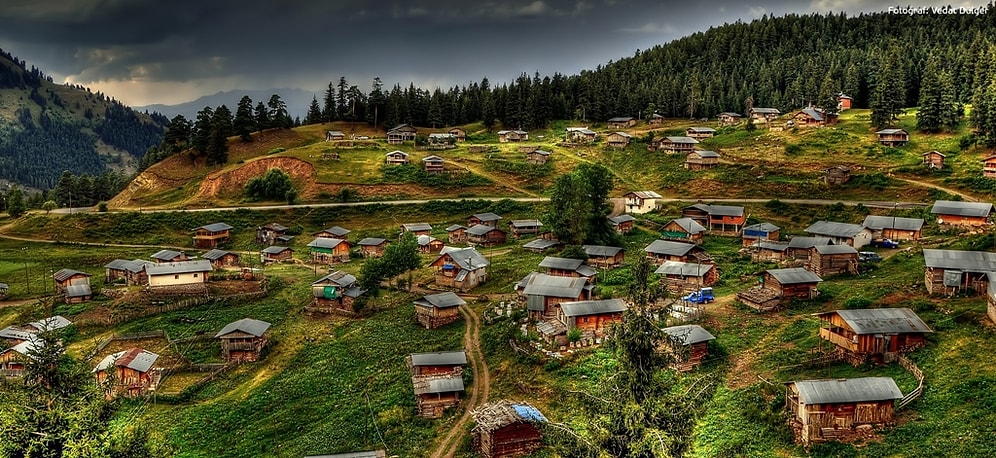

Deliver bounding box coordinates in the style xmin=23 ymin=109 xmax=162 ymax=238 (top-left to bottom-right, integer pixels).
xmin=785 ymin=377 xmax=903 ymax=446
xmin=609 ymin=214 xmax=635 ymax=234
xmin=260 ymin=246 xmax=294 ymax=264
xmin=559 ymin=298 xmax=627 ymax=341
xmin=151 ymin=249 xmax=188 ymax=263
xmin=430 ymin=247 xmax=489 ymax=292
xmin=804 ymin=221 xmax=873 ymax=249
xmin=471 ymin=400 xmax=546 ymax=458
xmin=417 ymin=235 xmax=445 ymax=254
xmin=566 ymin=127 xmax=597 ymax=143
xmin=93 ymin=347 xmax=161 ymax=398
xmin=192 ymin=222 xmax=233 ymax=249
xmin=661 ymin=217 xmax=707 ymax=244
xmin=922 ymin=150 xmax=945 ymax=168
xmin=658 ymin=136 xmax=699 ymax=153
xmin=922 ymin=248 xmax=996 ymax=295
xmin=623 ymin=191 xmax=663 ymax=214
xmin=408 ymin=351 xmax=466 ymax=418
xmin=930 ymin=200 xmax=993 ymax=226
xmin=401 ymin=222 xmax=433 ymax=238
xmin=145 ymin=260 xmax=213 ymax=292
xmin=662 ymin=324 xmax=716 ymax=371
xmin=655 ymin=261 xmax=718 ymax=293
xmin=357 ymin=237 xmax=388 ymax=258
xmin=815 ymin=308 xmax=931 ymax=361
xmin=681 ymin=203 xmax=747 ymax=236
xmin=414 ymin=291 xmax=466 ymax=329
xmin=387 ymin=124 xmax=417 ymax=144
xmin=255 ymin=223 xmax=290 ymax=246
xmin=385 ymin=150 xmax=410 ymax=165
xmin=643 ymin=240 xmax=708 ymax=265
xmin=749 ymin=241 xmax=791 ymax=262
xmin=606 ymin=131 xmax=632 ymax=148
xmin=684 ymin=150 xmax=720 ymax=170
xmin=983 ymin=155 xmax=996 ymax=178
xmin=310 ymin=271 xmax=366 ymax=314
xmin=861 ymin=215 xmax=924 ymax=242
xmin=787 ymin=236 xmax=835 ymax=261
xmin=582 ymin=245 xmax=626 ymax=269
xmin=807 ymin=244 xmax=859 ymax=276
xmin=53 ymin=268 xmax=91 ymax=294
xmin=422 ymin=155 xmax=445 ymax=173
xmin=408 ymin=351 xmax=466 ymax=377
xmin=607 ymin=116 xmax=637 ymax=128
xmin=466 ymin=225 xmax=507 ymax=247
xmin=104 ymin=259 xmax=154 ymax=285
xmin=469 ymin=212 xmax=503 ymax=228
xmin=313 ymin=226 xmax=351 ymax=240
xmin=307 ymin=238 xmax=350 ymax=264
xmin=518 ymin=273 xmax=592 ymax=322
xmin=508 ymin=219 xmax=543 ymax=238
xmin=875 ymin=128 xmax=909 ymax=146
xmin=1 ymin=338 xmax=41 ymax=378
xmin=446 ymin=225 xmax=468 ymax=244
xmin=718 ymin=112 xmax=742 ymax=126
xmin=215 ymin=318 xmax=271 ymax=362
xmin=525 ymin=149 xmax=551 ymax=165
xmin=649 ymin=113 xmax=665 ymax=125
xmin=792 ymin=107 xmax=828 ymax=127
xmin=749 ymin=107 xmax=781 ymax=124
xmin=448 ymin=127 xmax=467 ymax=141
xmin=23 ymin=316 xmax=72 ymax=334
xmin=538 ymin=257 xmax=597 ymax=284
xmin=65 ymin=284 xmax=92 ymax=304
xmin=742 ymin=222 xmax=781 ymax=247
xmin=427 ymin=133 xmax=457 ymax=150
xmin=202 ymin=249 xmax=240 ymax=269
xmin=498 ymin=130 xmax=529 ymax=142
xmin=737 ymin=268 xmax=822 ymax=312
xmin=686 ymin=126 xmax=717 ymax=138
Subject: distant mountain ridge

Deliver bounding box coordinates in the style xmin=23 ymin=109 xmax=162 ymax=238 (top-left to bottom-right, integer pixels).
xmin=134 ymin=88 xmax=315 ymax=122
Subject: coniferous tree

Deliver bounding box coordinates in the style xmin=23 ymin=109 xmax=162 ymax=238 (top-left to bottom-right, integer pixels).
xmin=368 ymin=77 xmax=385 ymax=126
xmin=162 ymin=114 xmax=191 ymax=153
xmin=254 ymin=101 xmax=270 ymax=132
xmin=191 ymin=106 xmax=214 ymax=155
xmin=234 ymin=96 xmax=256 ymax=141
xmin=869 ymin=44 xmax=906 ymax=128
xmin=6 ymin=186 xmax=25 ymax=217
xmin=267 ymin=94 xmax=290 ymax=129
xmin=336 ymin=77 xmax=349 ymax=120
xmin=306 ymin=95 xmax=323 ymax=125
xmin=322 ymin=81 xmax=336 ymax=122
xmin=206 ymin=105 xmax=232 ymax=165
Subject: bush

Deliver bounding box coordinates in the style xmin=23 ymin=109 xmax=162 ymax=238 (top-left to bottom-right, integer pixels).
xmin=245 ymin=168 xmax=294 ymax=201
xmin=784 ymin=144 xmax=803 ymax=155
xmin=842 ymin=296 xmax=872 ymax=309
xmin=97 ymin=201 xmax=108 ymax=212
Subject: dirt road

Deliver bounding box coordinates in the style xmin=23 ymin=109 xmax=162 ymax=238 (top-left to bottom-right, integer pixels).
xmin=432 ymin=304 xmax=490 ymax=458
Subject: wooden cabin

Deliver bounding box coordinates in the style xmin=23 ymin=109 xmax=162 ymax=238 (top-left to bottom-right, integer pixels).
xmin=522 ymin=238 xmax=560 ymax=253
xmin=685 ymin=150 xmax=720 ymax=170
xmin=984 ymin=155 xmax=996 ymax=178
xmin=103 ymin=259 xmax=153 ymax=285
xmin=930 ymin=200 xmax=993 ymax=226
xmin=408 ymin=351 xmax=466 ymax=377
xmin=823 ymin=166 xmax=852 ymax=186
xmin=448 ymin=127 xmax=467 ymax=141
xmin=414 ymin=291 xmax=466 ymax=329
xmin=255 ymin=223 xmax=290 ymax=246
xmin=427 ymin=133 xmax=456 ymax=149
xmin=508 ymin=220 xmax=543 ymax=238
xmin=815 ymin=308 xmax=931 ymax=360
xmin=749 ymin=107 xmax=780 ymax=123
xmin=471 ymin=400 xmax=546 ymax=458
xmin=787 ymin=236 xmax=834 ymax=261
xmin=313 ymin=226 xmax=351 ymax=240
xmin=311 ymin=271 xmax=366 ymax=314
xmin=215 ymin=318 xmax=271 ymax=363
xmin=804 ymin=221 xmax=873 ymax=249
xmin=466 ymin=225 xmax=507 ymax=247
xmin=422 ymin=155 xmax=445 ymax=173
xmin=658 ymin=136 xmax=699 ymax=153
xmin=558 ymin=298 xmax=626 ymax=339
xmin=385 ymin=150 xmax=410 ymax=165
xmin=411 ymin=373 xmax=464 ymax=419
xmin=606 ymin=131 xmax=632 ymax=148
xmin=387 ymin=124 xmax=417 ymax=144
xmin=325 ymin=130 xmax=346 ymax=141
xmin=791 ymin=107 xmax=827 ymax=127
xmin=681 ymin=203 xmax=747 ymax=235
xmin=922 ymin=248 xmax=996 ymax=295
xmin=685 ymin=127 xmax=716 ymax=138
xmin=861 ymin=216 xmax=924 ymax=241
xmin=742 ymin=222 xmax=781 ymax=247
xmin=202 ymin=250 xmax=240 ymax=269
xmin=519 ymin=273 xmax=592 ymax=321
xmin=662 ymin=324 xmax=716 ymax=371
xmin=23 ymin=316 xmax=72 ymax=334
xmin=875 ymin=128 xmax=909 ymax=147
xmin=65 ymin=284 xmax=92 ymax=304
xmin=922 ymin=150 xmax=945 ymax=168
xmin=988 ymin=279 xmax=996 ymax=325
xmin=497 ymin=130 xmax=528 ymax=142
xmin=649 ymin=113 xmax=665 ymax=125
xmin=785 ymin=377 xmax=902 ymax=446
xmin=358 ymin=237 xmax=388 ymax=258
xmin=417 ymin=235 xmax=445 ymax=254
xmin=565 ymin=127 xmax=597 ymax=143
xmin=655 ymin=261 xmax=718 ymax=293
xmin=192 ymin=222 xmax=233 ymax=249
xmin=538 ymin=256 xmax=597 ymax=283
xmin=145 ymin=260 xmax=213 ymax=289
xmin=623 ymin=191 xmax=663 ymax=214
xmin=469 ymin=212 xmax=502 ymax=228
xmin=750 ymin=241 xmax=790 ymax=262
xmin=661 ymin=217 xmax=707 ymax=244
xmin=717 ymin=112 xmax=742 ymax=126
xmin=307 ymin=238 xmax=350 ymax=264
xmin=737 ymin=268 xmax=822 ymax=312
xmin=808 ymin=244 xmax=858 ymax=276
xmin=644 ymin=240 xmax=707 ymax=265
xmin=93 ymin=347 xmax=161 ymax=398
xmin=1 ymin=339 xmax=40 ymax=378
xmin=582 ymin=245 xmax=625 ymax=269
xmin=260 ymin=246 xmax=293 ymax=264
xmin=609 ymin=214 xmax=635 ymax=234
xmin=401 ymin=222 xmax=432 ymax=238
xmin=53 ymin=268 xmax=91 ymax=294
xmin=446 ymin=225 xmax=468 ymax=244
xmin=607 ymin=117 xmax=637 ymax=128
xmin=836 ymin=94 xmax=853 ymax=111
xmin=430 ymin=247 xmax=489 ymax=292
xmin=151 ymin=249 xmax=188 ymax=263
xmin=525 ymin=149 xmax=551 ymax=165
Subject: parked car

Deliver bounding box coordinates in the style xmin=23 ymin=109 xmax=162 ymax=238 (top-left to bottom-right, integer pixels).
xmin=682 ymin=287 xmax=715 ymax=304
xmin=858 ymin=252 xmax=883 ymax=262
xmin=871 ymin=238 xmax=899 ymax=248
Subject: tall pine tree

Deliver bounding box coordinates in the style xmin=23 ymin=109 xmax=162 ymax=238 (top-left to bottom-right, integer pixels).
xmin=869 ymin=43 xmax=907 ymax=128
xmin=234 ymin=96 xmax=256 ymax=141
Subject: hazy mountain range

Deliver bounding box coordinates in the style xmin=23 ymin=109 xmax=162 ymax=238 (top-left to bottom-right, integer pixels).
xmin=133 ymin=88 xmax=316 ymax=121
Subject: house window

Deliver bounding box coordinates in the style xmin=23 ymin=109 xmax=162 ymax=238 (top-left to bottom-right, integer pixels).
xmin=174 ymin=275 xmax=179 ymax=279
xmin=194 ymin=273 xmax=198 ymax=278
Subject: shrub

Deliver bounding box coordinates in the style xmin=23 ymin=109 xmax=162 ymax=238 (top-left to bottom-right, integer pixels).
xmin=245 ymin=168 xmax=294 ymax=201
xmin=97 ymin=201 xmax=108 ymax=212
xmin=784 ymin=144 xmax=803 ymax=155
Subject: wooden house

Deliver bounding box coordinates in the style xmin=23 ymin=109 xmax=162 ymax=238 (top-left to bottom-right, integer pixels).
xmin=408 ymin=350 xmax=466 ymax=377
xmin=742 ymin=222 xmax=781 ymax=247
xmin=582 ymin=245 xmax=625 ymax=269
xmin=471 ymin=400 xmax=546 ymax=458
xmin=313 ymin=226 xmax=351 ymax=240
xmin=861 ymin=216 xmax=924 ymax=241
xmin=988 ymin=278 xmax=996 ymax=325
xmin=401 ymin=222 xmax=432 ymax=238
xmin=151 ymin=249 xmax=188 ymax=263
xmin=357 ymin=237 xmax=388 ymax=258
xmin=414 ymin=291 xmax=466 ymax=329
xmin=681 ymin=203 xmax=747 ymax=235
xmin=65 ymin=284 xmax=92 ymax=304
xmin=662 ymin=324 xmax=716 ymax=371
xmin=661 ymin=217 xmax=707 ymax=244
xmin=525 ymin=149 xmax=551 ymax=164
xmin=606 ymin=131 xmax=632 ymax=148
xmin=644 ymin=240 xmax=707 ymax=265
xmin=422 ymin=155 xmax=445 ymax=173
xmin=385 ymin=150 xmax=410 ymax=165
xmin=655 ymin=261 xmax=718 ymax=293
xmin=737 ymin=268 xmax=822 ymax=312
xmin=717 ymin=112 xmax=742 ymax=126
xmin=255 ymin=223 xmax=290 ymax=246
xmin=508 ymin=219 xmax=543 ymax=238
xmin=469 ymin=212 xmax=503 ymax=228
xmin=538 ymin=257 xmax=597 ymax=283
xmin=145 ymin=260 xmax=213 ymax=289
xmin=522 ymin=238 xmax=560 ymax=252
xmin=922 ymin=150 xmax=945 ymax=168
xmin=930 ymin=200 xmax=993 ymax=226
xmin=749 ymin=107 xmax=781 ymax=123
xmin=325 ymin=130 xmax=346 ymax=141
xmin=607 ymin=117 xmax=637 ymax=128
xmin=823 ymin=166 xmax=851 ymax=185
xmin=417 ymin=235 xmax=445 ymax=254
xmin=311 ymin=271 xmax=366 ymax=314
xmin=558 ymin=298 xmax=627 ymax=339
xmin=430 ymin=247 xmax=489 ymax=292
xmin=623 ymin=191 xmax=663 ymax=214
xmin=649 ymin=113 xmax=665 ymax=125
xmin=609 ymin=214 xmax=635 ymax=234
xmin=749 ymin=241 xmax=790 ymax=262
xmin=497 ymin=130 xmax=528 ymax=142
xmin=785 ymin=377 xmax=902 ymax=446
xmin=686 ymin=127 xmax=716 ymax=138
xmin=448 ymin=127 xmax=467 ymax=141
xmin=804 ymin=221 xmax=873 ymax=249
xmin=93 ymin=347 xmax=161 ymax=398
xmin=1 ymin=338 xmax=40 ymax=378
xmin=466 ymin=225 xmax=507 ymax=247
xmin=446 ymin=225 xmax=468 ymax=244
xmin=411 ymin=372 xmax=465 ymax=419
xmin=922 ymin=248 xmax=996 ymax=295
xmin=192 ymin=222 xmax=233 ymax=249
xmin=984 ymin=155 xmax=996 ymax=178
xmin=836 ymin=94 xmax=853 ymax=111
xmin=815 ymin=308 xmax=931 ymax=360
xmin=307 ymin=238 xmax=350 ymax=264
xmin=202 ymin=249 xmax=240 ymax=268
xmin=787 ymin=236 xmax=834 ymax=261
xmin=104 ymin=259 xmax=153 ymax=285
xmin=565 ymin=127 xmax=597 ymax=143
xmin=791 ymin=107 xmax=828 ymax=127
xmin=658 ymin=136 xmax=699 ymax=153
xmin=387 ymin=124 xmax=417 ymax=144
xmin=260 ymin=246 xmax=294 ymax=263
xmin=215 ymin=318 xmax=270 ymax=363
xmin=53 ymin=268 xmax=91 ymax=294
xmin=875 ymin=128 xmax=909 ymax=147
xmin=0 ymin=325 xmax=35 ymax=346
xmin=684 ymin=150 xmax=720 ymax=170
xmin=808 ymin=244 xmax=859 ymax=276
xmin=518 ymin=273 xmax=592 ymax=321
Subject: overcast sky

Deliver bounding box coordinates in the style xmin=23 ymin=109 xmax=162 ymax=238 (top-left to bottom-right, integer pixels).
xmin=0 ymin=0 xmax=990 ymax=106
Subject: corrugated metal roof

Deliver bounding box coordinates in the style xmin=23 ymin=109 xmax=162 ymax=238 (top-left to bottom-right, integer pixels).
xmin=413 ymin=376 xmax=465 ymax=395
xmin=532 ymin=149 xmax=552 ymax=156
xmin=560 ymin=298 xmax=627 ymax=317
xmin=644 ymin=240 xmax=697 ymax=256
xmin=876 ymin=128 xmax=907 ymax=135
xmin=922 ymin=249 xmax=996 ymax=272
xmin=744 ymin=222 xmax=780 ymax=233
xmin=664 ymin=136 xmax=699 ymax=144
xmin=522 ymin=238 xmax=559 ymax=250
xmin=509 ymin=219 xmax=543 ymax=228
xmin=196 ymin=222 xmax=233 ymax=232
xmin=667 ymin=217 xmax=707 ymax=234
xmin=787 ymin=236 xmax=833 ymax=249
xmin=610 ymin=131 xmax=632 ymax=138
xmin=386 ymin=150 xmax=409 ymax=157
xmin=440 ymin=247 xmax=489 ymax=270
xmin=522 ymin=273 xmax=587 ymax=298
xmin=446 ymin=224 xmax=467 ymax=232
xmin=818 ymin=308 xmax=932 ymax=335
xmin=805 ymin=221 xmax=868 ymax=238
xmin=861 ymin=215 xmax=924 ymax=231
xmin=53 ymin=268 xmax=90 ymax=282
xmin=316 ymin=226 xmax=351 ymax=237
xmin=27 ymin=316 xmax=72 ymax=332
xmin=151 ymin=249 xmax=184 ymax=261
xmin=342 ymin=287 xmax=366 ymax=298
xmin=471 ymin=212 xmax=502 ymax=222
xmin=751 ymin=107 xmax=780 ymax=114
xmin=583 ymin=245 xmax=624 ymax=257
xmin=813 ymin=244 xmax=858 ymax=255
xmin=7 ymin=338 xmax=44 ymax=358
xmin=686 ymin=203 xmax=745 ymax=217
xmin=800 ymin=107 xmax=824 ymax=121
xmin=625 ymin=191 xmax=662 ymax=199
xmin=0 ymin=282 xmax=7 ymax=290
xmin=415 ymin=291 xmax=466 ymax=308
xmin=467 ymin=225 xmax=500 ymax=236
xmin=663 ymin=324 xmax=716 ymax=345
xmin=417 ymin=235 xmax=439 ymax=246
xmin=930 ymin=200 xmax=993 ymax=217
xmin=358 ymin=237 xmax=387 ymax=246
xmin=145 ymin=259 xmax=213 ymax=276
xmin=261 ymin=246 xmax=292 ymax=254
xmin=410 ymin=351 xmax=467 ymax=366
xmin=308 ymin=238 xmax=346 ymax=249
xmin=791 ymin=377 xmax=903 ymax=405
xmin=215 ymin=318 xmax=271 ymax=338
xmin=576 ymin=265 xmax=598 ymax=277
xmin=609 ymin=214 xmax=636 ymax=224
xmin=65 ymin=284 xmax=92 ymax=298
xmin=654 ymin=261 xmax=714 ymax=277
xmin=422 ymin=155 xmax=444 ymax=162
xmin=402 ymin=222 xmax=432 ymax=232
xmin=94 ymin=347 xmax=159 ymax=373
xmin=312 ymin=270 xmax=357 ymax=287
xmin=0 ymin=326 xmax=36 ymax=341
xmin=690 ymin=150 xmax=720 ymax=158
xmin=262 ymin=222 xmax=288 ymax=232
xmin=718 ymin=112 xmax=742 ymax=117
xmin=767 ymin=267 xmax=822 ymax=284
xmin=687 ymin=127 xmax=716 ymax=133
xmin=539 ymin=257 xmax=584 ymax=271
xmin=752 ymin=241 xmax=790 ymax=251
xmin=202 ymin=249 xmax=235 ymax=261
xmin=608 ymin=117 xmax=634 ymax=122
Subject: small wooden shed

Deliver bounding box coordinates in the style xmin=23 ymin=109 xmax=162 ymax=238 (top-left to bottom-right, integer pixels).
xmin=467 ymin=225 xmax=507 ymax=246
xmin=215 ymin=318 xmax=271 ymax=363
xmin=643 ymin=240 xmax=707 ymax=265
xmin=311 ymin=271 xmax=366 ymax=314
xmin=582 ymin=245 xmax=625 ymax=268
xmin=422 ymin=155 xmax=445 ymax=173
xmin=202 ymin=249 xmax=241 ymax=268
xmin=984 ymin=155 xmax=996 ymax=178
xmin=357 ymin=237 xmax=388 ymax=258
xmin=525 ymin=149 xmax=551 ymax=165
xmin=606 ymin=131 xmax=632 ymax=148
xmin=609 ymin=214 xmax=635 ymax=234
xmin=472 ymin=400 xmax=546 ymax=458
xmin=807 ymin=244 xmax=858 ymax=276
xmin=192 ymin=222 xmax=233 ymax=249
xmin=684 ymin=150 xmax=720 ymax=170
xmin=655 ymin=261 xmax=718 ymax=293
xmin=469 ymin=212 xmax=503 ymax=228
xmin=417 ymin=235 xmax=445 ymax=254
xmin=414 ymin=292 xmax=466 ymax=329
xmin=430 ymin=247 xmax=489 ymax=292
xmin=446 ymin=225 xmax=468 ymax=244
xmin=408 ymin=351 xmax=467 ymax=377
xmin=558 ymin=298 xmax=627 ymax=339
xmin=875 ymin=128 xmax=909 ymax=147
xmin=661 ymin=217 xmax=707 ymax=244
xmin=785 ymin=377 xmax=902 ymax=446
xmin=260 ymin=246 xmax=294 ymax=263
xmin=742 ymin=222 xmax=781 ymax=247
xmin=663 ymin=324 xmax=716 ymax=371
xmin=93 ymin=347 xmax=161 ymax=398
xmin=930 ymin=200 xmax=993 ymax=226
xmin=508 ymin=220 xmax=543 ymax=238
xmin=411 ymin=374 xmax=465 ymax=419
xmin=922 ymin=150 xmax=945 ymax=168
xmin=815 ymin=308 xmax=931 ymax=360
xmin=737 ymin=268 xmax=822 ymax=312
xmin=823 ymin=166 xmax=851 ymax=186
xmin=313 ymin=226 xmax=351 ymax=240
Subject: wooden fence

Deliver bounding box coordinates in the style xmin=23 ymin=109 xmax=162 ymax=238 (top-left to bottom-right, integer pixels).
xmin=896 ymin=354 xmax=925 ymax=409
xmin=85 ymin=330 xmax=170 ymax=359
xmin=79 ymin=289 xmax=269 ymax=327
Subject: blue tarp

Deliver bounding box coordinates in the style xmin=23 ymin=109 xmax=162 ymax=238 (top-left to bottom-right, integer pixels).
xmin=513 ymin=404 xmax=547 ymax=422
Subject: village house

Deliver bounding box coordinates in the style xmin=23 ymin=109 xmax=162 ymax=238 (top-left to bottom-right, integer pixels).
xmin=215 ymin=318 xmax=271 ymax=363
xmin=559 ymin=298 xmax=627 ymax=340
xmin=644 ymin=240 xmax=708 ymax=265
xmin=466 ymin=225 xmax=507 ymax=247
xmin=983 ymin=155 xmax=996 ymax=178
xmin=582 ymin=245 xmax=626 ymax=269
xmin=662 ymin=324 xmax=716 ymax=371
xmin=623 ymin=190 xmax=663 ymax=214
xmin=325 ymin=130 xmax=346 ymax=141
xmin=151 ymin=249 xmax=188 ymax=263
xmin=930 ymin=200 xmax=993 ymax=226
xmin=522 ymin=238 xmax=560 ymax=253
xmin=785 ymin=377 xmax=902 ymax=446
xmin=469 ymin=212 xmax=503 ymax=228
xmin=0 ymin=338 xmax=40 ymax=378
xmin=922 ymin=248 xmax=996 ymax=295
xmin=836 ymin=93 xmax=853 ymax=111
xmin=408 ymin=351 xmax=467 ymax=418
xmin=497 ymin=130 xmax=528 ymax=142
xmin=202 ymin=249 xmax=240 ymax=269
xmin=518 ymin=273 xmax=592 ymax=322
xmin=876 ymin=128 xmax=909 ymax=147
xmin=681 ymin=203 xmax=747 ymax=235
xmin=471 ymin=400 xmax=546 ymax=458
xmin=414 ymin=291 xmax=466 ymax=329
xmin=823 ymin=166 xmax=852 ymax=186
xmin=23 ymin=316 xmax=72 ymax=334
xmin=417 ymin=235 xmax=445 ymax=254
xmin=661 ymin=217 xmax=707 ymax=244
xmin=357 ymin=237 xmax=388 ymax=258
xmin=145 ymin=260 xmax=213 ymax=289
xmin=815 ymin=308 xmax=931 ymax=361
xmin=448 ymin=127 xmax=467 ymax=141
xmin=686 ymin=127 xmax=716 ymax=138
xmin=988 ymin=278 xmax=996 ymax=325
xmin=93 ymin=347 xmax=161 ymax=398
xmin=508 ymin=219 xmax=543 ymax=238
xmin=311 ymin=271 xmax=366 ymax=314
xmin=313 ymin=225 xmax=351 ymax=240
xmin=307 ymin=237 xmax=350 ymax=264
xmin=408 ymin=350 xmax=466 ymax=377
xmin=401 ymin=222 xmax=433 ymax=238
xmin=607 ymin=116 xmax=637 ymax=128
xmin=742 ymin=222 xmax=781 ymax=247
xmin=807 ymin=244 xmax=859 ymax=276
xmin=737 ymin=268 xmax=822 ymax=312
xmin=538 ymin=256 xmax=597 ymax=283
xmin=791 ymin=107 xmax=829 ymax=127
xmin=749 ymin=107 xmax=781 ymax=123
xmin=525 ymin=149 xmax=551 ymax=165
xmin=427 ymin=133 xmax=456 ymax=149
xmin=804 ymin=221 xmax=874 ymax=249
xmin=717 ymin=112 xmax=742 ymax=126
xmin=192 ymin=222 xmax=233 ymax=249
xmin=656 ymin=261 xmax=718 ymax=293
xmin=387 ymin=124 xmax=417 ymax=144
xmin=922 ymin=150 xmax=945 ymax=168
xmin=684 ymin=150 xmax=720 ymax=170
xmin=422 ymin=155 xmax=445 ymax=173
xmin=260 ymin=246 xmax=294 ymax=264
xmin=446 ymin=225 xmax=468 ymax=244
xmin=609 ymin=214 xmax=636 ymax=234
xmin=606 ymin=131 xmax=632 ymax=148
xmin=385 ymin=150 xmax=410 ymax=165
xmin=0 ymin=325 xmax=35 ymax=346
xmin=861 ymin=215 xmax=924 ymax=241
xmin=749 ymin=241 xmax=791 ymax=262
xmin=430 ymin=247 xmax=489 ymax=292
xmin=53 ymin=268 xmax=91 ymax=294
xmin=65 ymin=284 xmax=92 ymax=304
xmin=104 ymin=259 xmax=154 ymax=285
xmin=657 ymin=136 xmax=699 ymax=153
xmin=787 ymin=236 xmax=834 ymax=261
xmin=566 ymin=127 xmax=597 ymax=143
xmin=649 ymin=113 xmax=665 ymax=125
xmin=255 ymin=223 xmax=291 ymax=245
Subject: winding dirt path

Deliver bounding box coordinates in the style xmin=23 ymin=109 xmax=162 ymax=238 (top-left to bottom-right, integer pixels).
xmin=432 ymin=304 xmax=490 ymax=458
xmin=894 ymin=177 xmax=979 ymax=202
